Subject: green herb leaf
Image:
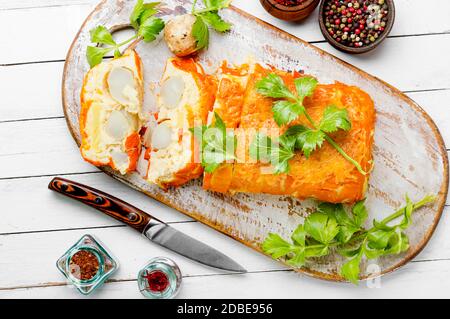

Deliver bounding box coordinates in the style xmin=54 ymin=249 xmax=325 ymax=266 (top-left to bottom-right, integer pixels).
xmin=272 ymin=100 xmax=304 ymax=126
xmin=138 ymin=16 xmax=165 ymax=42
xmin=294 ymin=76 xmax=317 ymax=99
xmin=203 ymin=0 xmax=232 ymax=10
xmin=89 ymin=25 xmax=116 ymax=46
xmin=304 ymin=212 xmax=339 ymax=245
xmin=256 ymin=73 xmax=296 ymax=100
xmin=192 ymin=15 xmax=210 ymax=49
xmin=262 ymin=233 xmax=294 ymax=259
xmin=366 ymin=228 xmax=393 ymax=250
xmin=286 ymin=249 xmax=306 ymax=267
xmin=352 ymin=200 xmax=368 ymax=227
xmin=249 ymin=133 xmax=272 ymax=162
xmin=190 ymin=113 xmax=236 ymax=173
xmin=271 ymin=145 xmax=295 ymax=174
xmin=198 ymin=11 xmax=232 ymax=32
xmin=86 ymin=46 xmax=112 ymax=68
xmin=384 ymin=231 xmax=409 ymax=255
xmin=398 ymin=195 xmax=414 ymax=230
xmin=337 ymin=244 xmax=363 ymax=258
xmin=340 ymin=250 xmax=363 ymax=284
xmin=130 ymin=1 xmax=159 ymax=29
xmin=139 ymin=5 xmax=159 ymax=25
xmin=249 ymin=133 xmax=295 ymax=174
xmin=319 ymin=105 xmax=352 ymax=133
xmin=261 ymin=195 xmax=435 ymax=286
xmin=306 ymin=245 xmax=329 ymax=258
xmin=130 ymin=0 xmax=145 ymax=29
xmin=291 ymin=225 xmax=306 ymax=246
xmin=295 ymin=129 xmax=326 ymax=158
xmin=319 ymin=203 xmax=364 ymax=244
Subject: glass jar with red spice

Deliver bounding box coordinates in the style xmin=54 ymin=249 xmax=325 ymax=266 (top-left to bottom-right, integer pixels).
xmin=137 ymin=257 xmax=182 ymax=299
xmin=56 ymin=234 xmax=118 ymax=295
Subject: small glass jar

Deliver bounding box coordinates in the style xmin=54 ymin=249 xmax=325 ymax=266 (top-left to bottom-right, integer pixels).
xmin=56 ymin=234 xmax=118 ymax=295
xmin=137 ymin=257 xmax=182 ymax=299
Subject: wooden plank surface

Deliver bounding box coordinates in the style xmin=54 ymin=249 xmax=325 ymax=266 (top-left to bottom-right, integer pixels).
xmin=2 ymin=39 xmax=450 ymax=122
xmin=0 ymin=0 xmax=449 ymax=298
xmin=2 ymin=0 xmax=450 ymax=64
xmin=2 ymin=260 xmax=450 ymax=299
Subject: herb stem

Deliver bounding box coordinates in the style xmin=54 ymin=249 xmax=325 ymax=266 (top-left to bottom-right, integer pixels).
xmin=346 ymin=195 xmax=435 ymax=242
xmin=296 ymin=100 xmax=367 ymax=176
xmin=117 ymin=34 xmax=138 ymax=47
xmin=192 ymin=0 xmax=198 ymax=13
xmin=324 ymin=135 xmax=367 ymax=175
xmin=379 ymin=195 xmax=436 ymax=226
xmin=194 ymin=7 xmax=216 ymax=14
xmin=303 ymin=110 xmax=318 ymax=129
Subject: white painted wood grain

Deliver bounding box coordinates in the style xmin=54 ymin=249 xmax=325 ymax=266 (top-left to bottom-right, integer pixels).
xmin=314 ymin=34 xmax=450 ymax=92
xmin=2 ymin=259 xmax=450 ymax=299
xmin=0 ymin=212 xmax=449 ymax=292
xmin=0 ymin=62 xmax=64 ymax=121
xmin=407 ymin=90 xmax=450 ymax=147
xmin=0 ymin=3 xmax=94 ymax=64
xmin=0 ymin=0 xmax=449 ymax=298
xmin=0 ymin=118 xmax=96 ymax=178
xmin=3 ymin=41 xmax=450 ymax=123
xmin=0 ymin=0 xmax=93 ymax=10
xmin=0 ymin=173 xmax=192 ymax=234
xmin=2 ymin=0 xmax=450 ymax=64
xmin=0 ymin=224 xmax=285 ymax=289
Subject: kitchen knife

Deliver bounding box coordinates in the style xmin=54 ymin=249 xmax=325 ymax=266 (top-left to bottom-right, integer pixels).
xmin=48 ymin=177 xmax=246 ymax=273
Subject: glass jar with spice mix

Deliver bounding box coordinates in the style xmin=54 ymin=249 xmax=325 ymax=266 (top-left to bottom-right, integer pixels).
xmin=137 ymin=257 xmax=182 ymax=299
xmin=56 ymin=234 xmax=118 ymax=295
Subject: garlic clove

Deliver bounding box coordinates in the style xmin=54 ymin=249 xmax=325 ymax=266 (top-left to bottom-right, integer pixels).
xmin=105 ymin=110 xmax=130 ymax=141
xmin=151 ymin=122 xmax=173 ymax=150
xmin=160 ymin=76 xmax=185 ymax=109
xmin=107 ymin=67 xmax=136 ymax=105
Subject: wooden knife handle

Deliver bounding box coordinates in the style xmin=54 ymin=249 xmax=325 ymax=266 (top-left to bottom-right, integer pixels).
xmin=48 ymin=177 xmax=160 ymax=233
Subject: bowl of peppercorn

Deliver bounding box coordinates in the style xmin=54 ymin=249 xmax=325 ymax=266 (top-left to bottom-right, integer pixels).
xmin=260 ymin=0 xmax=320 ymax=22
xmin=319 ymin=0 xmax=395 ymax=54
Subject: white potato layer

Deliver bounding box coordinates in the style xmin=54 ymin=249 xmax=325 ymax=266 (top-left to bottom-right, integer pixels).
xmin=107 ymin=66 xmax=136 ymax=106
xmin=151 ymin=122 xmax=173 ymax=150
xmin=160 ymin=76 xmax=185 ymax=109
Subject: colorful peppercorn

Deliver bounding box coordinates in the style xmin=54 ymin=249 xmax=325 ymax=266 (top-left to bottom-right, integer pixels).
xmin=323 ymin=0 xmax=389 ymax=48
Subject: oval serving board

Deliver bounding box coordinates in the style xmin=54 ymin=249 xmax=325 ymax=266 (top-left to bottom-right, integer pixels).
xmin=63 ymin=0 xmax=448 ymax=281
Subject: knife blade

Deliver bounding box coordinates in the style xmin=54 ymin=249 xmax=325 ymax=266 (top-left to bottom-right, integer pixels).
xmin=48 ymin=177 xmax=246 ymax=273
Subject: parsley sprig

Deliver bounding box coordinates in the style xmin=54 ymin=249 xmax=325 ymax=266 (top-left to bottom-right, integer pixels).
xmin=191 ymin=0 xmax=233 ymax=50
xmin=262 ymin=194 xmax=435 ymax=284
xmin=255 ymin=74 xmax=367 ymax=175
xmin=190 ymin=112 xmax=237 ymax=173
xmin=86 ymin=0 xmax=165 ymax=67
xmin=249 ymin=133 xmax=296 ymax=174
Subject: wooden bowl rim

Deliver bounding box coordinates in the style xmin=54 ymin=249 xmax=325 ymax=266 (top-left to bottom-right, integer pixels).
xmin=318 ymin=0 xmax=396 ymax=54
xmin=261 ymin=0 xmax=320 ymax=13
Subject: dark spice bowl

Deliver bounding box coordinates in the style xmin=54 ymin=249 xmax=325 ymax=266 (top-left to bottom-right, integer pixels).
xmin=260 ymin=0 xmax=320 ymax=22
xmin=319 ymin=0 xmax=395 ymax=54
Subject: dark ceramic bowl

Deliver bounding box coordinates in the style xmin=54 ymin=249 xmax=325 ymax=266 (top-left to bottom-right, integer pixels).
xmin=260 ymin=0 xmax=320 ymax=22
xmin=319 ymin=0 xmax=395 ymax=54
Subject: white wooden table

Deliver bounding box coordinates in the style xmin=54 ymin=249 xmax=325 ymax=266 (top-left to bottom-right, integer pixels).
xmin=1 ymin=0 xmax=449 ymax=299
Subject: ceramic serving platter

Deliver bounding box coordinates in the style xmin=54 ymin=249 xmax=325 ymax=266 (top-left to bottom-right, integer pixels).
xmin=62 ymin=0 xmax=448 ymax=281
